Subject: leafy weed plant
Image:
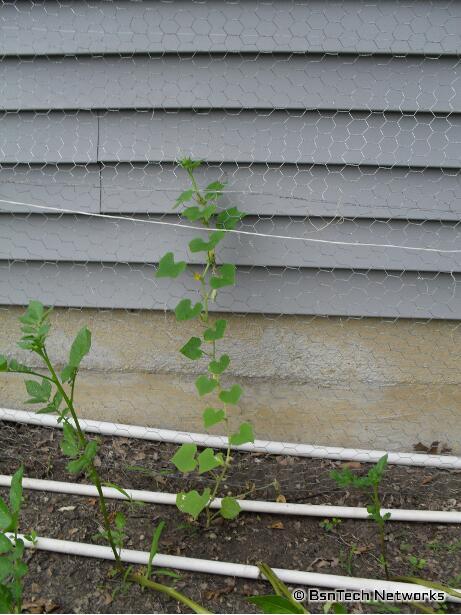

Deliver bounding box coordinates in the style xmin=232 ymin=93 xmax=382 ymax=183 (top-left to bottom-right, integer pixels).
xmin=0 ymin=466 xmax=34 ymax=614
xmin=320 ymin=518 xmax=342 ymax=533
xmin=1 ymin=301 xmax=210 ymax=614
xmin=331 ymin=455 xmax=391 ymax=579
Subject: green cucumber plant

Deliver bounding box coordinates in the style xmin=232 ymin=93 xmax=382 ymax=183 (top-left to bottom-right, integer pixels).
xmin=156 ymin=158 xmax=254 ymax=526
xmin=0 ymin=466 xmax=33 ymax=614
xmin=331 ymin=455 xmax=391 ymax=579
xmin=1 ymin=301 xmax=210 ymax=614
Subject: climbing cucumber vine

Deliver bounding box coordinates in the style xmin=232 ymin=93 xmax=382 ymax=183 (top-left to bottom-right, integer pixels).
xmin=156 ymin=158 xmax=254 ymax=525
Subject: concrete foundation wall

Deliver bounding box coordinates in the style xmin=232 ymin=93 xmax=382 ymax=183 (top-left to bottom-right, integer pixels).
xmin=1 ymin=307 xmax=460 ymax=453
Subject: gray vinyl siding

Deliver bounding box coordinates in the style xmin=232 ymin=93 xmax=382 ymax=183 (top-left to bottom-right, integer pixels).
xmin=0 ymin=165 xmax=100 ymax=214
xmin=1 ymin=0 xmax=461 ymax=318
xmin=100 ymin=164 xmax=461 ymax=220
xmin=3 ymin=215 xmax=461 ymax=272
xmin=2 ymin=262 xmax=460 ymax=320
xmin=2 ymin=55 xmax=460 ymax=113
xmin=3 ymin=110 xmax=459 ymax=168
xmin=1 ymin=1 xmax=460 ymax=54
xmin=97 ymin=111 xmax=461 ymax=167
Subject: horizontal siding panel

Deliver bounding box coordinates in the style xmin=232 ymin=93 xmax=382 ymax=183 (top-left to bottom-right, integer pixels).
xmin=102 ymin=163 xmax=461 ymax=220
xmin=1 ymin=261 xmax=460 ymax=319
xmin=4 ymin=111 xmax=460 ymax=168
xmin=1 ymin=162 xmax=459 ymax=220
xmin=2 ymin=55 xmax=460 ymax=113
xmin=0 ymin=165 xmax=100 ymax=213
xmin=99 ymin=110 xmax=461 ymax=167
xmin=1 ymin=1 xmax=460 ymax=55
xmin=0 ymin=112 xmax=98 ymax=164
xmin=2 ymin=215 xmax=461 ymax=273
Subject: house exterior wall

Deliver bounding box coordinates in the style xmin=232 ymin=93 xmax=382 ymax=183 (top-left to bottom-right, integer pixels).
xmin=1 ymin=1 xmax=460 ymax=451
xmin=1 ymin=307 xmax=460 ymax=453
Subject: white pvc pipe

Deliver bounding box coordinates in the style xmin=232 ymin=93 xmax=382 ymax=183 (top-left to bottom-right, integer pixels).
xmin=2 ymin=407 xmax=460 ymax=469
xmin=2 ymin=474 xmax=461 ymax=524
xmin=12 ymin=533 xmax=461 ymax=603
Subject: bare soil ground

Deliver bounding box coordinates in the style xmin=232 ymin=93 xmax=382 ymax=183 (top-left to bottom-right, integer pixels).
xmin=1 ymin=421 xmax=461 ymax=614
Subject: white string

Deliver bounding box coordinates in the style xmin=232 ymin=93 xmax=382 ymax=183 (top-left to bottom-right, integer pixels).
xmin=1 ymin=196 xmax=461 ymax=254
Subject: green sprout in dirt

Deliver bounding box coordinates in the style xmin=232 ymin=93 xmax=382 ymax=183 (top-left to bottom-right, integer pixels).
xmin=407 ymin=554 xmax=427 ymax=573
xmin=320 ymin=517 xmax=342 ymax=533
xmin=248 ymin=563 xmax=310 ymax=614
xmin=331 ymin=455 xmax=391 ymax=579
xmin=156 ymin=158 xmax=253 ymax=526
xmin=1 ymin=301 xmax=210 ymax=614
xmin=0 ymin=466 xmax=35 ymax=614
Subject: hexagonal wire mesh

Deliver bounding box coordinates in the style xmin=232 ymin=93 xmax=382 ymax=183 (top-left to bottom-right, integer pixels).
xmin=0 ymin=1 xmax=461 ymax=501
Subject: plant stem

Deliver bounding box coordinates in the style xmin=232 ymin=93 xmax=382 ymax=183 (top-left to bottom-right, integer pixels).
xmin=373 ymin=484 xmax=390 ymax=580
xmin=129 ymin=573 xmax=213 ymax=614
xmin=257 ymin=562 xmax=309 ymax=614
xmin=20 ymin=369 xmax=55 ymax=383
xmin=206 ymin=426 xmax=232 ymax=527
xmin=392 ymin=576 xmax=461 ymax=601
xmin=408 ymin=602 xmax=438 ymax=614
xmin=39 ymin=348 xmax=123 ymax=569
xmin=379 ymin=527 xmax=390 ymax=580
xmin=185 ymin=164 xmax=238 ymax=525
xmin=39 ymin=348 xmax=85 ymax=443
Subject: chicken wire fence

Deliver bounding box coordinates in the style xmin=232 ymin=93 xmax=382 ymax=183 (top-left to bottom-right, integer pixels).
xmin=1 ymin=1 xmax=461 ymax=490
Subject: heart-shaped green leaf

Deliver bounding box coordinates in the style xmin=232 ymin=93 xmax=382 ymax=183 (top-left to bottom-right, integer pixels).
xmin=182 ymin=206 xmax=202 ymax=221
xmin=156 ymin=252 xmax=187 ymax=279
xmin=198 ymin=448 xmax=224 ymax=474
xmin=204 ymin=319 xmax=227 ymax=341
xmin=203 ymin=407 xmax=226 ymax=429
xmin=189 ymin=231 xmax=225 ymax=253
xmin=208 ymin=354 xmax=230 ymax=375
xmin=204 ymin=181 xmax=225 ymax=201
xmin=219 ymin=384 xmax=243 ymax=405
xmin=216 ymin=207 xmax=246 ymax=230
xmin=195 ymin=375 xmax=218 ymax=397
xmin=182 ymin=205 xmax=216 ymax=223
xmin=176 ymin=488 xmax=211 ymax=520
xmin=210 ymin=264 xmax=236 ymax=289
xmin=174 ymin=189 xmax=194 ymax=208
xmin=230 ymin=422 xmax=254 ymax=446
xmin=171 ymin=443 xmax=197 ymax=473
xmin=220 ymin=496 xmax=241 ymax=520
xmin=180 ymin=337 xmax=203 ymax=360
xmin=175 ymin=299 xmax=203 ymax=321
